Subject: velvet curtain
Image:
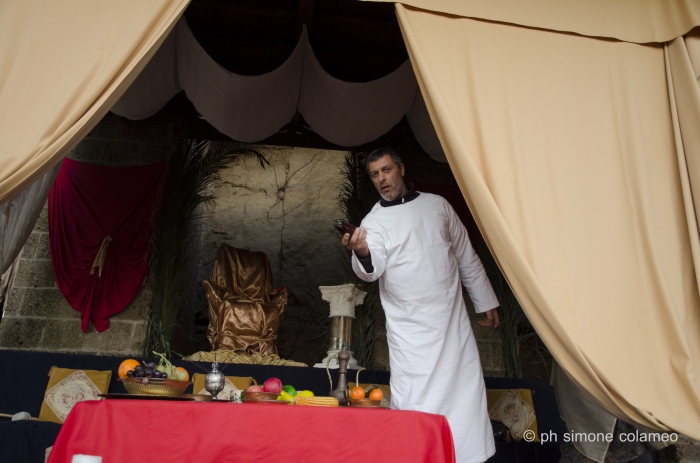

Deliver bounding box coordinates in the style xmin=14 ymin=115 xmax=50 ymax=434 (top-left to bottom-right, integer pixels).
xmin=0 ymin=0 xmax=189 ymax=205
xmin=49 ymin=159 xmax=165 ymax=332
xmin=395 ymin=4 xmax=700 ymax=438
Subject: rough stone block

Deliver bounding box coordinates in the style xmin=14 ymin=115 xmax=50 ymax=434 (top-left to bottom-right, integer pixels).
xmin=39 ymin=319 xmax=85 ymax=350
xmin=100 ymin=116 xmax=136 ymax=141
xmin=20 ymin=289 xmax=78 ymax=318
xmin=68 ymin=139 xmax=106 ymax=162
xmin=4 ymin=287 xmax=25 ymax=314
xmin=21 ymin=233 xmax=39 ymax=260
xmin=133 ymin=120 xmax=173 ymax=143
xmin=0 ymin=317 xmax=45 ymax=348
xmin=35 ymin=233 xmax=51 ymax=260
xmin=130 ymin=322 xmax=147 ymax=354
xmin=677 ymin=442 xmax=700 ymax=462
xmin=34 ymin=205 xmax=49 ymax=232
xmin=469 ymin=313 xmax=500 ymax=341
xmin=101 ymin=141 xmax=142 ymax=165
xmin=82 ymin=321 xmax=135 ymax=354
xmin=14 ymin=260 xmax=56 ymax=288
xmin=490 ymin=341 xmax=504 ymax=374
xmin=112 ymin=287 xmax=151 ymax=322
xmin=476 ymin=340 xmax=492 ymax=370
xmin=139 ymin=142 xmax=174 ymax=164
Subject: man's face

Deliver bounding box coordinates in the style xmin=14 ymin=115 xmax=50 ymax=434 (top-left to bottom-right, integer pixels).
xmin=368 ymin=154 xmax=406 ymax=201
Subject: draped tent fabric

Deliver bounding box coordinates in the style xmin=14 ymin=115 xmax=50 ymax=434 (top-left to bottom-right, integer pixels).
xmin=49 ymin=159 xmax=166 ymax=333
xmin=110 ymin=19 xmax=441 ymax=156
xmin=666 ymin=30 xmax=700 ymax=289
xmin=364 ymin=0 xmax=700 ymax=44
xmin=0 ymin=0 xmax=190 ymax=205
xmin=395 ymin=4 xmax=700 ymax=438
xmin=0 ymin=164 xmax=60 ymax=276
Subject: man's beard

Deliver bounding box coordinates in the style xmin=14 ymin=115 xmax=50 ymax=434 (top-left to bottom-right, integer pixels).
xmin=379 ymin=184 xmax=402 ymax=201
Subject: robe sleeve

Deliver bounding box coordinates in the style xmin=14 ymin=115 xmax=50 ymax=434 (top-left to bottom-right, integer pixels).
xmin=351 ymin=219 xmax=387 ymax=282
xmin=445 ymin=199 xmax=499 ymax=313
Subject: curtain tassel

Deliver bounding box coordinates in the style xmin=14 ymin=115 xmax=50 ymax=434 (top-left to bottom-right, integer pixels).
xmin=90 ymin=236 xmax=112 ymax=277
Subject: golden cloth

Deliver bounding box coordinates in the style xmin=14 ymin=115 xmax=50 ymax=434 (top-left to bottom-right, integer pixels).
xmin=204 ymin=244 xmax=287 ymax=356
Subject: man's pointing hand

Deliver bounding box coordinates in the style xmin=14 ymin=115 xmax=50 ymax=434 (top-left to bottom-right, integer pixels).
xmin=342 ymin=226 xmax=370 ymax=259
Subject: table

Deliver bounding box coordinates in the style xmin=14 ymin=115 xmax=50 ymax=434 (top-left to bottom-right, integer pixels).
xmin=47 ymin=399 xmax=456 ymax=463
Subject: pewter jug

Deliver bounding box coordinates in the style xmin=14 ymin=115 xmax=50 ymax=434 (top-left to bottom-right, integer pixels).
xmin=204 ymin=361 xmax=225 ymax=399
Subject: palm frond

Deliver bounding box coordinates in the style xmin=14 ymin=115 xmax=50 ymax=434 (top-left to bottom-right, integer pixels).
xmin=336 ymin=151 xmax=382 ymax=369
xmin=143 ymin=140 xmax=267 ymax=358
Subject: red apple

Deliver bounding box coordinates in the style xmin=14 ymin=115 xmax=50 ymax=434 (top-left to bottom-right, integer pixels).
xmin=246 ymin=385 xmax=264 ymax=393
xmin=263 ymin=377 xmax=283 ymax=393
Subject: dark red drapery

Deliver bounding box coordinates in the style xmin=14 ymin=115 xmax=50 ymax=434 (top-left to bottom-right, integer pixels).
xmin=49 ymin=159 xmax=165 ymax=332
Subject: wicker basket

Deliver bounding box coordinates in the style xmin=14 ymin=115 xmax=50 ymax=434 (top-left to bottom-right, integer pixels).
xmin=119 ymin=377 xmax=191 ymax=397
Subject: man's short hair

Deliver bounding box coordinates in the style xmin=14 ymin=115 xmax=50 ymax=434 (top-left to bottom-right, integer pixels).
xmin=366 ymin=148 xmax=403 ymax=173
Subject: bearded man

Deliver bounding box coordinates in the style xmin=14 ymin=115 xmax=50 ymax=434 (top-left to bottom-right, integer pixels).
xmin=342 ymin=148 xmax=500 ymax=463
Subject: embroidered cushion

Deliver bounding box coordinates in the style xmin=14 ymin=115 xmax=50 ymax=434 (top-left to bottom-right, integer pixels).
xmin=487 ymin=389 xmax=538 ymax=442
xmin=38 ymin=367 xmax=111 ymax=424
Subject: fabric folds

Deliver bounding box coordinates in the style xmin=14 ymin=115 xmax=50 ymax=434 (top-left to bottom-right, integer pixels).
xmin=0 ymin=163 xmax=60 ymax=276
xmin=111 ymin=19 xmax=441 ymax=157
xmin=49 ymin=159 xmax=165 ymax=332
xmin=0 ymin=0 xmax=189 ymax=205
xmin=205 ymin=244 xmax=287 ymax=356
xmin=396 ymin=5 xmax=700 ymax=437
xmin=366 ymin=0 xmax=700 ymax=44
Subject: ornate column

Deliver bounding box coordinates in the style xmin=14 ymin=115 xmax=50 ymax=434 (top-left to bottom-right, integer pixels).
xmin=314 ymin=284 xmax=366 ymax=369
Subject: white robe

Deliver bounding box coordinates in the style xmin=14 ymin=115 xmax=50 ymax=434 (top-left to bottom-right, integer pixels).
xmin=352 ymin=192 xmax=499 ymax=463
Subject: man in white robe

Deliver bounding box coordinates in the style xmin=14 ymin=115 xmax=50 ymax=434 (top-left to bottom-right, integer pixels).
xmin=342 ymin=148 xmax=500 ymax=463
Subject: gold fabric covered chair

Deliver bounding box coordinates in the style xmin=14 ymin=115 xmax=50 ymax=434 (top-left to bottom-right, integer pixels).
xmin=204 ymin=244 xmax=287 ymax=355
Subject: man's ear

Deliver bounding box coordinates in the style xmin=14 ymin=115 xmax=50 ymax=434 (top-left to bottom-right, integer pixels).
xmin=400 ymin=163 xmax=405 ymax=177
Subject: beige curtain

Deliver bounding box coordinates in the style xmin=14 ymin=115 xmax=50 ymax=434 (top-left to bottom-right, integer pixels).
xmin=396 ymin=5 xmax=700 ymax=437
xmin=365 ymin=0 xmax=700 ymax=43
xmin=0 ymin=0 xmax=190 ymax=205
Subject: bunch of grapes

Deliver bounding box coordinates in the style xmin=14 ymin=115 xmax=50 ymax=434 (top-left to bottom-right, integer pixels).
xmin=125 ymin=361 xmax=167 ymax=385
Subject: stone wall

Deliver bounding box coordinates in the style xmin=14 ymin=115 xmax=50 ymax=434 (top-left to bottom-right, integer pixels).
xmin=195 ymin=147 xmax=350 ymax=366
xmin=0 ymin=114 xmax=177 ymax=355
xmin=0 ymin=113 xmax=504 ymax=376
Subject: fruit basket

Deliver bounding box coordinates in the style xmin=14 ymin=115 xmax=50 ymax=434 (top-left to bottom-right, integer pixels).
xmin=242 ymin=391 xmax=280 ymax=401
xmin=119 ymin=377 xmax=191 ymax=397
xmin=351 ymin=398 xmax=382 ymax=407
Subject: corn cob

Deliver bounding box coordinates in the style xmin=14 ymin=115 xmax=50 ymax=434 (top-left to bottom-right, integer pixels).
xmin=294 ymin=396 xmax=339 ymax=407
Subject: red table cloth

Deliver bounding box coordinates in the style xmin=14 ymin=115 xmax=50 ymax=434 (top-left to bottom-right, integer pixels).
xmin=47 ymin=399 xmax=455 ymax=463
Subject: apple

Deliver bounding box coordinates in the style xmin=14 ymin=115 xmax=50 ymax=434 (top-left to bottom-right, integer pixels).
xmin=263 ymin=377 xmax=283 ymax=393
xmin=246 ymin=385 xmax=264 ymax=393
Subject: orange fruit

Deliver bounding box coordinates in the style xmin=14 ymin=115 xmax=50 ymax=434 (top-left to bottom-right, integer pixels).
xmin=175 ymin=367 xmax=190 ymax=381
xmin=118 ymin=359 xmax=140 ymax=378
xmin=350 ymin=386 xmax=365 ymax=400
xmin=369 ymin=388 xmax=383 ymax=401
